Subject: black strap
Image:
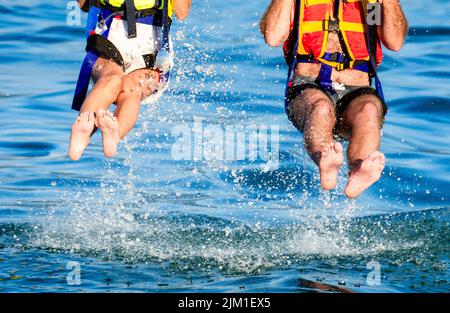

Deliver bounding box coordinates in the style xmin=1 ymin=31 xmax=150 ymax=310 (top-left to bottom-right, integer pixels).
xmin=288 ymin=0 xmax=301 ymax=67
xmin=161 ymin=0 xmax=170 ymax=50
xmin=125 ymin=0 xmax=137 ymax=38
xmin=142 ymin=54 xmax=157 ymax=68
xmin=333 ymin=0 xmax=340 ymax=19
xmin=86 ymin=34 xmax=125 ymax=68
xmin=367 ymin=6 xmax=379 ymax=78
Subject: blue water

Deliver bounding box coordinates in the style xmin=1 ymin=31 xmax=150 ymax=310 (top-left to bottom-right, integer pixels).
xmin=0 ymin=0 xmax=449 ymax=292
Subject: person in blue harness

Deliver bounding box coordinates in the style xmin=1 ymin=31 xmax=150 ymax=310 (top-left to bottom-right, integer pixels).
xmin=69 ymin=0 xmax=191 ymax=161
xmin=260 ymin=0 xmax=408 ymax=198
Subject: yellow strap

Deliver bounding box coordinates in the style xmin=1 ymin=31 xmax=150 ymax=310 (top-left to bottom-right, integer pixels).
xmin=340 ymin=21 xmax=365 ymax=32
xmin=317 ymin=58 xmax=344 ymax=70
xmin=300 ymin=21 xmax=326 ymax=33
xmin=304 ymin=0 xmax=332 ymax=5
xmin=300 ymin=21 xmax=365 ymax=33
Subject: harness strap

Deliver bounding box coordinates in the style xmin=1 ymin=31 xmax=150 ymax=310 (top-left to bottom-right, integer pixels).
xmin=285 ymin=0 xmax=301 ymax=92
xmin=318 ymin=0 xmax=340 ymax=94
xmin=366 ymin=4 xmax=385 ymax=101
xmin=86 ymin=34 xmax=125 ymax=69
xmin=125 ymin=0 xmax=137 ymax=38
xmin=72 ymin=51 xmax=99 ymax=111
xmin=161 ymin=0 xmax=170 ymax=51
xmin=86 ymin=2 xmax=101 ymax=39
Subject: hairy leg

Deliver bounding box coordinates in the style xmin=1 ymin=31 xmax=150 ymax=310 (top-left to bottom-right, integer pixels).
xmin=114 ymin=69 xmax=159 ymax=139
xmin=338 ymin=95 xmax=386 ymax=198
xmin=289 ymin=88 xmax=343 ymax=190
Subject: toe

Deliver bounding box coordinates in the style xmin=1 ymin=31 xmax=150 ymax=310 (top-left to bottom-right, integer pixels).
xmin=334 ymin=142 xmax=343 ymax=153
xmin=88 ymin=112 xmax=95 ymax=122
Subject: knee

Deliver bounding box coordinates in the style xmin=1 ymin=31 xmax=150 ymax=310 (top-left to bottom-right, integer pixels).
xmin=353 ymin=100 xmax=383 ymax=126
xmin=98 ymin=73 xmax=123 ymax=90
xmin=310 ymin=99 xmax=335 ymax=120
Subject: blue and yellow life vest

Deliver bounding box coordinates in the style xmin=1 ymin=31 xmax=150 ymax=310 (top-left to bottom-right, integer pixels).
xmin=98 ymin=0 xmax=173 ymax=16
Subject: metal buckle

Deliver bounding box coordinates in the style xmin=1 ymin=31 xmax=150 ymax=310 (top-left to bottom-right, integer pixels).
xmin=327 ymin=19 xmax=340 ymax=32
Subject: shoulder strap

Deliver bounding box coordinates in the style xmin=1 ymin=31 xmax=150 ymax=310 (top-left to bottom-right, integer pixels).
xmin=86 ymin=0 xmax=102 ymax=39
xmin=162 ymin=0 xmax=170 ymax=51
xmin=333 ymin=0 xmax=340 ymax=19
xmin=286 ymin=0 xmax=301 ymax=86
xmin=366 ymin=3 xmax=385 ymax=100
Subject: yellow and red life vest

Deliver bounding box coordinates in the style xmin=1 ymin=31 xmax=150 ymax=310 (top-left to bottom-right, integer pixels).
xmin=287 ymin=0 xmax=383 ymax=70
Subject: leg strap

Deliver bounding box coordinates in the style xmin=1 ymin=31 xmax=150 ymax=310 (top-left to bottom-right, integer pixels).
xmin=318 ymin=63 xmax=334 ymax=94
xmin=72 ymin=51 xmax=99 ymax=111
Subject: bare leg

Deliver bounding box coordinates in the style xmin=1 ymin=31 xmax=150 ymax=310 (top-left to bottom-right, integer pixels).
xmin=289 ymin=88 xmax=344 ymax=190
xmin=80 ymin=58 xmax=124 ymax=116
xmin=68 ymin=58 xmax=124 ymax=160
xmin=339 ymin=95 xmax=386 ymax=198
xmin=114 ymin=69 xmax=159 ymax=139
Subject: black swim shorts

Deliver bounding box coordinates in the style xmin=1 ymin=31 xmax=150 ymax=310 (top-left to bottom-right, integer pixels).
xmin=285 ymin=76 xmax=388 ymax=133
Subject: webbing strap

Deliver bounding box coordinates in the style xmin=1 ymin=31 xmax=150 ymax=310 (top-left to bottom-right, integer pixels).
xmin=318 ymin=63 xmax=334 ymax=93
xmin=161 ymin=0 xmax=170 ymax=51
xmin=86 ymin=3 xmax=101 ymax=39
xmin=125 ymin=0 xmax=137 ymax=38
xmin=333 ymin=0 xmax=340 ymax=19
xmin=285 ymin=0 xmax=301 ymax=93
xmin=72 ymin=51 xmax=99 ymax=111
xmin=366 ymin=4 xmax=385 ymax=100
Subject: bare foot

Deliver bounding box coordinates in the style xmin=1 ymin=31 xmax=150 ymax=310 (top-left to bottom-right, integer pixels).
xmin=69 ymin=112 xmax=95 ymax=161
xmin=317 ymin=142 xmax=344 ymax=190
xmin=344 ymin=151 xmax=386 ymax=198
xmin=97 ymin=109 xmax=120 ymax=158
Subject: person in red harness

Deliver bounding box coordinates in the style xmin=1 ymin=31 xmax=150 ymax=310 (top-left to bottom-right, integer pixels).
xmin=260 ymin=0 xmax=408 ymax=198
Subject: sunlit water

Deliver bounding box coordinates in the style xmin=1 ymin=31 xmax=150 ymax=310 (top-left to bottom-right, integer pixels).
xmin=0 ymin=0 xmax=449 ymax=292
